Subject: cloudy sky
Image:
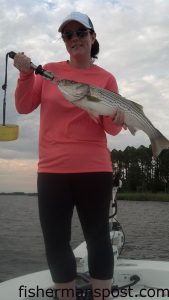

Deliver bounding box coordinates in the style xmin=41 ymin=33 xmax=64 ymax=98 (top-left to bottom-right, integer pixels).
xmin=0 ymin=0 xmax=169 ymax=192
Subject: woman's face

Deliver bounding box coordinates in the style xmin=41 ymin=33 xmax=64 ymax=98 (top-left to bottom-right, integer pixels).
xmin=62 ymin=21 xmax=96 ymax=59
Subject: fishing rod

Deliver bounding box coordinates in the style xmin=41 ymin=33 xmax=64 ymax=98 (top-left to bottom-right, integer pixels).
xmin=8 ymin=51 xmax=57 ymax=81
xmin=1 ymin=51 xmax=59 ymax=142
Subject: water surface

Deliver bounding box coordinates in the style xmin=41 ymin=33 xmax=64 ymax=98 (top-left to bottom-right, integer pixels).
xmin=0 ymin=195 xmax=169 ymax=282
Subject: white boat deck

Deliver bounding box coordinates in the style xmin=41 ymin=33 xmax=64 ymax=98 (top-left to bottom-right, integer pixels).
xmin=1 ymin=259 xmax=169 ymax=299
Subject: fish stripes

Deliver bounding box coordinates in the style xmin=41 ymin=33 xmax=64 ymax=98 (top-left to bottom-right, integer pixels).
xmin=57 ymin=79 xmax=169 ymax=157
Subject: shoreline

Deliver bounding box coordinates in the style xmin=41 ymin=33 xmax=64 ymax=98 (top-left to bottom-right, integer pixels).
xmin=117 ymin=192 xmax=169 ymax=202
xmin=0 ymin=192 xmax=168 ymax=201
xmin=0 ymin=192 xmax=37 ymax=196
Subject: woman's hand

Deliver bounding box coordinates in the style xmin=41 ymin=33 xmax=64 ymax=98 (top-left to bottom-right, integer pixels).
xmin=112 ymin=110 xmax=127 ymax=130
xmin=14 ymin=52 xmax=32 ymax=73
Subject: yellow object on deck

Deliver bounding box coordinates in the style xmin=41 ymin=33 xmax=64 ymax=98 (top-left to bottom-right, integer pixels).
xmin=0 ymin=124 xmax=19 ymax=141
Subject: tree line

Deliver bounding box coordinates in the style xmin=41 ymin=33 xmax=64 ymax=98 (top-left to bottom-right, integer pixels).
xmin=111 ymin=145 xmax=169 ymax=193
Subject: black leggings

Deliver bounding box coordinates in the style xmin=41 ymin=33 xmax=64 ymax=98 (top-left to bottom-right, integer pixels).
xmin=37 ymin=172 xmax=113 ymax=283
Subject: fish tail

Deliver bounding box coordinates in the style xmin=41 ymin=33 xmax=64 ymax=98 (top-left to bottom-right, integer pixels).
xmin=151 ymin=133 xmax=169 ymax=158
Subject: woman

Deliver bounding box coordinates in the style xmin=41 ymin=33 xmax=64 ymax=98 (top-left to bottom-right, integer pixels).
xmin=13 ymin=11 xmax=125 ymax=300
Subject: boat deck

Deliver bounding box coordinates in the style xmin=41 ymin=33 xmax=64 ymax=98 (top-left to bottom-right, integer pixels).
xmin=0 ymin=259 xmax=169 ymax=299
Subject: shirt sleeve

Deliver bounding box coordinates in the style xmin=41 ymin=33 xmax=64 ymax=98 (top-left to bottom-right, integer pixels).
xmin=101 ymin=74 xmax=123 ymax=136
xmin=15 ymin=70 xmax=42 ymax=114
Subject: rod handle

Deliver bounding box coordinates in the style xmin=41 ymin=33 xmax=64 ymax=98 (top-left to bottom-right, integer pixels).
xmin=8 ymin=51 xmax=16 ymax=59
xmin=8 ymin=51 xmax=56 ymax=80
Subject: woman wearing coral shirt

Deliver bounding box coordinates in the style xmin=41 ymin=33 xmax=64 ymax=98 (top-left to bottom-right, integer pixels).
xmin=13 ymin=11 xmax=125 ymax=300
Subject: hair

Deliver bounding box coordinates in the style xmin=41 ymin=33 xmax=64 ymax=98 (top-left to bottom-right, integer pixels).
xmin=90 ymin=30 xmax=99 ymax=59
xmin=91 ymin=39 xmax=99 ymax=59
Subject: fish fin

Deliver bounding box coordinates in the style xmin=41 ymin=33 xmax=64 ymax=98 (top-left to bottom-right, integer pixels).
xmin=127 ymin=125 xmax=138 ymax=136
xmin=83 ymin=106 xmax=100 ymax=123
xmin=88 ymin=113 xmax=100 ymax=123
xmin=87 ymin=110 xmax=100 ymax=123
xmin=151 ymin=133 xmax=169 ymax=158
xmin=87 ymin=95 xmax=101 ymax=102
xmin=130 ymin=100 xmax=143 ymax=111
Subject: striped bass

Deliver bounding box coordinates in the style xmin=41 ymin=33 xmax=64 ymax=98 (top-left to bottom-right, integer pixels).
xmin=57 ymin=79 xmax=169 ymax=158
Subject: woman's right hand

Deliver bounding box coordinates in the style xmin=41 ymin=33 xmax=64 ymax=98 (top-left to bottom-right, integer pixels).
xmin=14 ymin=52 xmax=32 ymax=73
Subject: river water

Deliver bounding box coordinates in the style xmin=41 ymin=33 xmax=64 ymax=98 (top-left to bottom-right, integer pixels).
xmin=0 ymin=195 xmax=169 ymax=283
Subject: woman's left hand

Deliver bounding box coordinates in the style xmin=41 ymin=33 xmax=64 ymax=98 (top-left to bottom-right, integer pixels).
xmin=112 ymin=110 xmax=127 ymax=130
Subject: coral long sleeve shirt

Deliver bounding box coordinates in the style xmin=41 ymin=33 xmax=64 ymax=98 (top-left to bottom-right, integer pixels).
xmin=15 ymin=61 xmax=122 ymax=173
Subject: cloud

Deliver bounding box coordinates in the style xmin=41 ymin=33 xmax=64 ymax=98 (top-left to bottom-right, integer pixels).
xmin=0 ymin=158 xmax=37 ymax=192
xmin=0 ymin=0 xmax=169 ymax=191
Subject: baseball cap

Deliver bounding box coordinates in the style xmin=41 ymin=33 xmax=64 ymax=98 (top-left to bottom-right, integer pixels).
xmin=58 ymin=12 xmax=94 ymax=32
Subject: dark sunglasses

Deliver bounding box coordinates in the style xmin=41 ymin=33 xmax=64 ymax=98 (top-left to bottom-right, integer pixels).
xmin=62 ymin=29 xmax=91 ymax=40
